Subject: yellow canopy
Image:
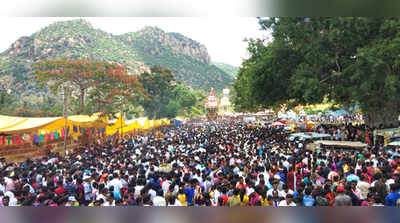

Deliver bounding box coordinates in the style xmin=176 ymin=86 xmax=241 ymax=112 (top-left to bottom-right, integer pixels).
xmin=0 ymin=115 xmax=28 ymax=130
xmin=69 ymin=113 xmax=107 ymax=128
xmin=0 ymin=113 xmax=108 ymax=135
xmin=162 ymin=118 xmax=170 ymax=125
xmin=0 ymin=116 xmax=62 ymax=134
xmin=149 ymin=120 xmax=155 ymax=129
xmin=105 ymin=112 xmax=125 ymax=135
xmin=121 ymin=121 xmax=142 ymax=134
xmin=136 ymin=117 xmax=150 ymax=129
xmin=154 ymin=120 xmax=162 ymax=127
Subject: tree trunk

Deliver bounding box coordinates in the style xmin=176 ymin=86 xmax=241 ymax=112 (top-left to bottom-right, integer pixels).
xmin=363 ymin=103 xmax=399 ymax=128
xmin=79 ymin=87 xmax=85 ymax=114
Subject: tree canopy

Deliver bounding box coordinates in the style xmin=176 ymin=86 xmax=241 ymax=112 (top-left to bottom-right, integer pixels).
xmin=139 ymin=65 xmax=204 ymax=119
xmin=233 ymin=17 xmax=400 ymax=128
xmin=34 ymin=58 xmax=143 ymax=115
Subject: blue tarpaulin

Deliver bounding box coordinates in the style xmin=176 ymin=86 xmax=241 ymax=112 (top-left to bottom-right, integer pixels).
xmin=174 ymin=120 xmax=181 ymax=126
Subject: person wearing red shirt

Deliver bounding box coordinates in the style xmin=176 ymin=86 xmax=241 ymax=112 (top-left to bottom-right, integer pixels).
xmin=217 ymin=187 xmax=229 ymax=206
xmin=236 ymin=178 xmax=248 ymax=191
xmin=54 ymin=181 xmax=66 ymax=195
xmin=287 ymin=167 xmax=295 ymax=191
xmin=391 ymin=156 xmax=399 ymax=166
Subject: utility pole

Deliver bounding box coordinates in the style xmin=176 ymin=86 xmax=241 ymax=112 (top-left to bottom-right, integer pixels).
xmin=63 ymin=85 xmax=71 ymax=157
xmin=120 ymin=111 xmax=123 ymax=138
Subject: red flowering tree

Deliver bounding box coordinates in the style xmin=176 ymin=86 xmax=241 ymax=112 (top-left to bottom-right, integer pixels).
xmin=34 ymin=58 xmax=144 ymax=115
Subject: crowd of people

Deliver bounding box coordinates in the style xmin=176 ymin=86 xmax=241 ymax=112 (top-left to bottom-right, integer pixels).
xmin=0 ymin=118 xmax=400 ymax=207
xmin=316 ymin=124 xmax=375 ymax=145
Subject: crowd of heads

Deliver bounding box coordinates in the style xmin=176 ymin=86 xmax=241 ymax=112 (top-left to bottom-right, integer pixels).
xmin=0 ymin=118 xmax=400 ymax=206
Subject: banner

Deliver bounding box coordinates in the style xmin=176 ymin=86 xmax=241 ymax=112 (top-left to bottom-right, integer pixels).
xmin=39 ymin=134 xmax=44 ymax=143
xmin=34 ymin=135 xmax=39 ymax=143
xmin=16 ymin=136 xmax=22 ymax=145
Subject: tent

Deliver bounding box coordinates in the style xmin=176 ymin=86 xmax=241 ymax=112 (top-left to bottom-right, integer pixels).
xmin=0 ymin=115 xmax=28 ymax=130
xmin=161 ymin=118 xmax=170 ymax=125
xmin=105 ymin=113 xmax=125 ymax=135
xmin=140 ymin=117 xmax=151 ymax=130
xmin=120 ymin=121 xmax=142 ymax=135
xmin=0 ymin=116 xmax=63 ymax=134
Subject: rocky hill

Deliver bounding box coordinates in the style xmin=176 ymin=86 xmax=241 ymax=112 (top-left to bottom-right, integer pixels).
xmin=119 ymin=26 xmax=232 ymax=90
xmin=0 ymin=19 xmax=234 ymax=99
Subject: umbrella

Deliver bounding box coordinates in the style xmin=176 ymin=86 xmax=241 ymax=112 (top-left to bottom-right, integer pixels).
xmin=307 ymin=120 xmax=316 ymax=126
xmin=271 ymin=121 xmax=285 ymax=127
xmin=278 ymin=120 xmax=287 ymax=124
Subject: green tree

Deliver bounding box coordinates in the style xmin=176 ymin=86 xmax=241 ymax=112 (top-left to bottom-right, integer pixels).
xmin=0 ymin=90 xmax=16 ymax=115
xmin=164 ymin=100 xmax=180 ymax=118
xmin=34 ymin=58 xmax=143 ymax=115
xmin=234 ymin=17 xmax=400 ymax=128
xmin=139 ymin=65 xmax=176 ymax=119
xmin=172 ymin=84 xmax=196 ymax=113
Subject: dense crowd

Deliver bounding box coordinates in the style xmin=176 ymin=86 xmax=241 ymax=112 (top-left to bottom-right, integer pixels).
xmin=0 ymin=119 xmax=400 ymax=207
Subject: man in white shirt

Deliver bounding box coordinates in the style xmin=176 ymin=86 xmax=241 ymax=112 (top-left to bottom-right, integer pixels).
xmin=281 ymin=184 xmax=294 ymax=198
xmin=103 ymin=193 xmax=115 ymax=206
xmin=148 ymin=186 xmax=157 ymax=201
xmin=153 ymin=190 xmax=166 ymax=206
xmin=356 ymin=175 xmax=371 ymax=200
xmin=267 ymin=180 xmax=284 ymax=198
xmin=279 ymin=194 xmax=296 ymax=206
xmin=0 ymin=178 xmax=6 ymax=193
xmin=161 ymin=177 xmax=172 ymax=196
xmin=385 ymin=174 xmax=395 ymax=192
xmin=107 ymin=173 xmax=122 ymax=195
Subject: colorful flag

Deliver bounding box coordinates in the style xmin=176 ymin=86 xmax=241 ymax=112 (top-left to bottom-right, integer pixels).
xmin=39 ymin=134 xmax=44 ymax=143
xmin=16 ymin=136 xmax=22 ymax=145
xmin=33 ymin=135 xmax=39 ymax=143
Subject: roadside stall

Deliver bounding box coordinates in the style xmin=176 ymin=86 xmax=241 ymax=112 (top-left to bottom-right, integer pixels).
xmin=288 ymin=132 xmax=331 ymax=142
xmin=374 ymin=128 xmax=400 ymax=146
xmin=308 ymin=140 xmax=368 ymax=152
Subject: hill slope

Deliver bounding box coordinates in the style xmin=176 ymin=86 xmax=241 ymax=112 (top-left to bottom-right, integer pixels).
xmin=119 ymin=27 xmax=233 ymax=90
xmin=0 ymin=19 xmax=234 ymax=98
xmin=213 ymin=62 xmax=239 ymax=79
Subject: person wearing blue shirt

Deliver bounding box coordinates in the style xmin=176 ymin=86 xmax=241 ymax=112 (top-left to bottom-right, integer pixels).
xmin=302 ymin=188 xmax=315 ymax=206
xmin=346 ymin=170 xmax=360 ymax=183
xmin=385 ymin=183 xmax=400 ymax=206
xmin=279 ymin=171 xmax=286 ymax=184
xmin=293 ymin=185 xmax=304 ymax=198
xmin=109 ymin=186 xmax=121 ymax=200
xmin=185 ymin=180 xmax=196 ymax=206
